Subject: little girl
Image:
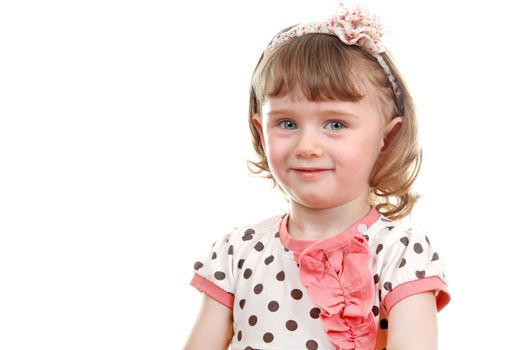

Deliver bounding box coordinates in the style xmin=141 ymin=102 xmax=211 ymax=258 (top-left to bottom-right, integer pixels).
xmin=184 ymin=4 xmax=450 ymax=350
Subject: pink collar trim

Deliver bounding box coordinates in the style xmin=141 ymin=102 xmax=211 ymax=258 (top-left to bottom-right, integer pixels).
xmin=279 ymin=207 xmax=381 ymax=256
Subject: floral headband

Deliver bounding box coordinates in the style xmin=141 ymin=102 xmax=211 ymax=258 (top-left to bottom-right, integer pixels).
xmin=264 ymin=3 xmax=404 ymax=115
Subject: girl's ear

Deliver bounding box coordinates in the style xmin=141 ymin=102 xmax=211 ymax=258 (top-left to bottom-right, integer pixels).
xmin=381 ymin=116 xmax=403 ymax=152
xmin=252 ymin=114 xmax=266 ymax=149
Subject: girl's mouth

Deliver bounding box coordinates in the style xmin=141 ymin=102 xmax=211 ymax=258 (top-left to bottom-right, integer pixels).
xmin=292 ymin=168 xmax=332 ymax=179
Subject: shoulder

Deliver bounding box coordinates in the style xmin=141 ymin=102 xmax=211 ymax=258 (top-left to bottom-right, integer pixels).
xmin=221 ymin=213 xmax=286 ymax=250
xmin=366 ymin=215 xmax=440 ymax=272
xmin=366 ymin=215 xmax=431 ymax=250
xmin=192 ymin=213 xmax=286 ymax=292
xmin=365 ymin=215 xmax=451 ymax=315
xmin=230 ymin=213 xmax=286 ymax=237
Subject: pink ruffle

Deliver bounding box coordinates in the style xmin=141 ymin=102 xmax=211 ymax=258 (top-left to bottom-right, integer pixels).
xmin=298 ymin=234 xmax=376 ymax=350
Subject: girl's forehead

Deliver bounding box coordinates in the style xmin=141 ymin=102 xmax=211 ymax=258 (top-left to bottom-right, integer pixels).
xmin=263 ymin=94 xmax=376 ymax=118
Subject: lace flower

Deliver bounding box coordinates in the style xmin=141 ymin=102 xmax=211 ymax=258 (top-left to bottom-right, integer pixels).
xmin=327 ymin=3 xmax=385 ymax=53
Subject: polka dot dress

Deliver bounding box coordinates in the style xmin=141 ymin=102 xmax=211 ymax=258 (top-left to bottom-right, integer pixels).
xmin=190 ymin=208 xmax=450 ymax=350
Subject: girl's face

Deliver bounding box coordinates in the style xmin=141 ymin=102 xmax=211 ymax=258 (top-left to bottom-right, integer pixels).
xmin=252 ymin=91 xmax=401 ymax=210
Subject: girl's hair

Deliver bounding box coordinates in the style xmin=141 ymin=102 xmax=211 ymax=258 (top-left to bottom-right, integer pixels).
xmin=246 ymin=31 xmax=421 ymax=221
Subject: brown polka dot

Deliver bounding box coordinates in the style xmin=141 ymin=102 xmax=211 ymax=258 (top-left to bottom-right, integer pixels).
xmin=228 ymin=245 xmax=233 ymax=255
xmin=432 ymin=252 xmax=439 ymax=261
xmin=416 ymin=270 xmax=426 ymax=279
xmin=254 ymin=242 xmax=264 ymax=251
xmin=275 ymin=232 xmax=280 ymax=238
xmin=400 ymin=237 xmax=409 ymax=246
xmin=425 ymin=235 xmax=430 ymax=245
xmin=244 ymin=347 xmax=253 ymax=350
xmin=387 ymin=225 xmax=395 ymax=230
xmin=254 ymin=284 xmax=263 ymax=294
xmin=379 ymin=289 xmax=382 ymax=302
xmin=373 ymin=274 xmax=380 ymax=284
xmin=242 ymin=234 xmax=253 ymax=241
xmin=248 ymin=315 xmax=257 ymax=326
xmin=286 ymin=319 xmax=298 ymax=331
xmin=211 ymin=252 xmax=217 ymax=259
xmin=214 ymin=271 xmax=225 ymax=280
xmin=372 ymin=305 xmax=379 ymax=316
xmin=276 ymin=271 xmax=285 ymax=281
xmin=376 ymin=244 xmax=383 ymax=254
xmin=414 ymin=243 xmax=424 ymax=254
xmin=244 ymin=268 xmax=252 ymax=279
xmin=268 ymin=301 xmax=279 ymax=312
xmin=263 ymin=332 xmax=274 ymax=343
xmin=399 ymin=258 xmax=406 ymax=268
xmin=380 ymin=318 xmax=388 ymax=329
xmin=245 ymin=228 xmax=255 ymax=235
xmin=362 ymin=234 xmax=369 ymax=241
xmin=212 ymin=241 xmax=216 ymax=247
xmin=291 ymin=289 xmax=303 ymax=300
xmin=306 ymin=339 xmax=318 ymax=350
xmin=383 ymin=281 xmax=392 ymax=291
xmin=239 ymin=299 xmax=246 ymax=309
xmin=237 ymin=330 xmax=242 ymax=341
xmin=284 ymin=246 xmax=290 ymax=252
xmin=194 ymin=261 xmax=203 ymax=270
xmin=309 ymin=307 xmax=321 ymax=319
xmin=264 ymin=255 xmax=274 ymax=265
xmin=238 ymin=259 xmax=245 ymax=269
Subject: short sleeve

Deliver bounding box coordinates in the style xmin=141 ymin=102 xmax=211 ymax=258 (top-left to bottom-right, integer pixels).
xmin=190 ymin=230 xmax=236 ymax=309
xmin=378 ymin=227 xmax=451 ymax=315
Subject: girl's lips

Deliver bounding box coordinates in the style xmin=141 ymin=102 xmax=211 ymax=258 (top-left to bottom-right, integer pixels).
xmin=292 ymin=168 xmax=333 ymax=179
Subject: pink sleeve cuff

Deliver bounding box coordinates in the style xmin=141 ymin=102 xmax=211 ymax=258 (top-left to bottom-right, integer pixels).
xmin=190 ymin=274 xmax=234 ymax=309
xmin=383 ymin=276 xmax=451 ymax=315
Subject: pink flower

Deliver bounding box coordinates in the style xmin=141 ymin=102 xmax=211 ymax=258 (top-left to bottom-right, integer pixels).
xmin=326 ymin=4 xmax=385 ymax=54
xmin=266 ymin=3 xmax=386 ymax=54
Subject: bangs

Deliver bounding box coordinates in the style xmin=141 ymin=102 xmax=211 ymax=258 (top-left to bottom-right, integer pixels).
xmin=252 ymin=33 xmax=380 ymax=108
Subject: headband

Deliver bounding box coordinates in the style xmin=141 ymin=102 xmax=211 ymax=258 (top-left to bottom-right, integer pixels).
xmin=264 ymin=3 xmax=404 ymax=115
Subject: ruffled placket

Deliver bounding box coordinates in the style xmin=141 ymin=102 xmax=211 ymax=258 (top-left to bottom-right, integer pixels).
xmin=296 ymin=234 xmax=377 ymax=350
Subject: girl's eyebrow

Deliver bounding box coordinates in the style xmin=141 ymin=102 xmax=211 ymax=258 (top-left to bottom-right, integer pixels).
xmin=266 ymin=109 xmax=358 ymax=119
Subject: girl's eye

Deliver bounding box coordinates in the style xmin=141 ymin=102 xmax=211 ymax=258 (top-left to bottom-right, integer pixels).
xmin=277 ymin=120 xmax=346 ymax=130
xmin=279 ymin=120 xmax=297 ymax=130
xmin=325 ymin=121 xmax=346 ymax=131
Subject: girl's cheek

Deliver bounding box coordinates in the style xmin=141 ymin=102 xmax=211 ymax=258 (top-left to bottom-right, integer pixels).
xmin=267 ymin=135 xmax=291 ymax=150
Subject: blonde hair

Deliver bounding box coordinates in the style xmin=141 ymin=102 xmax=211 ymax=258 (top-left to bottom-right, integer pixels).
xmin=246 ymin=32 xmax=421 ymax=221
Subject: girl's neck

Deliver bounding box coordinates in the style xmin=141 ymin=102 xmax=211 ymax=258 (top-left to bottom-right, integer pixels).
xmin=287 ymin=196 xmax=371 ymax=241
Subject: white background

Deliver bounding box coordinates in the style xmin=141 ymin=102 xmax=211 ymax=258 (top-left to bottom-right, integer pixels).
xmin=1 ymin=0 xmax=518 ymax=349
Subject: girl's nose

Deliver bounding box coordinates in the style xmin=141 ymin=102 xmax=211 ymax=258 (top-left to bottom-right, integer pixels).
xmin=295 ymin=131 xmax=324 ymax=158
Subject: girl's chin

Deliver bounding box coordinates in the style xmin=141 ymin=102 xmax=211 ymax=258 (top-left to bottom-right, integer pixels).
xmin=289 ymin=195 xmax=339 ymax=209
xmin=286 ymin=190 xmax=363 ymax=209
